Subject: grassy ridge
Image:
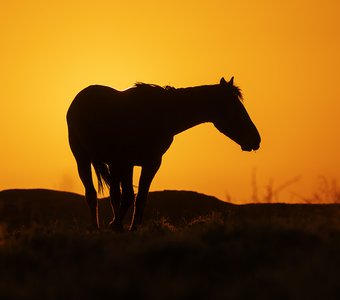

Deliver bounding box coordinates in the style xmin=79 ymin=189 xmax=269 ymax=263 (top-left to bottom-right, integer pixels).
xmin=0 ymin=190 xmax=340 ymax=299
xmin=0 ymin=189 xmax=228 ymax=229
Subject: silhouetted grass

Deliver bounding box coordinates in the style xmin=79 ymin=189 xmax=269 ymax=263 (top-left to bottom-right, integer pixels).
xmin=1 ymin=207 xmax=340 ymax=300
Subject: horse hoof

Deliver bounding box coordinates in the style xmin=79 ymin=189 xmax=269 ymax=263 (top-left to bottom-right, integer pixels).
xmin=87 ymin=225 xmax=99 ymax=232
xmin=129 ymin=225 xmax=138 ymax=232
xmin=109 ymin=221 xmax=123 ymax=232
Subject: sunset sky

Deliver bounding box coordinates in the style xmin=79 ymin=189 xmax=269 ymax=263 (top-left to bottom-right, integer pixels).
xmin=1 ymin=0 xmax=339 ymax=203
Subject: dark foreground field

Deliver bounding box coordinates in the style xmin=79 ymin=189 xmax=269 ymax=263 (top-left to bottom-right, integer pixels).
xmin=1 ymin=189 xmax=340 ymax=300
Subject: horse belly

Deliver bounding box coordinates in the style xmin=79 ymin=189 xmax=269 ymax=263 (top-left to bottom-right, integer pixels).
xmin=93 ymin=134 xmax=173 ymax=166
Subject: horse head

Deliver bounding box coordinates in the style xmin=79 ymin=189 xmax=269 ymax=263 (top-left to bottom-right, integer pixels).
xmin=213 ymin=77 xmax=261 ymax=151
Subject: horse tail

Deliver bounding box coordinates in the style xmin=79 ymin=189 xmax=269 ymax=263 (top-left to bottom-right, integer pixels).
xmin=92 ymin=162 xmax=111 ymax=194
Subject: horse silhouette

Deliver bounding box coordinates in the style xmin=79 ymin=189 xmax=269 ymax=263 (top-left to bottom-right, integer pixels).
xmin=67 ymin=77 xmax=261 ymax=230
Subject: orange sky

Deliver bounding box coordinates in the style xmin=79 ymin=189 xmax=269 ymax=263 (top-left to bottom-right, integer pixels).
xmin=1 ymin=0 xmax=339 ymax=203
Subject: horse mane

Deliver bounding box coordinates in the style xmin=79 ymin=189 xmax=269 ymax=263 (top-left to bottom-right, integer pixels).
xmin=134 ymin=81 xmax=243 ymax=101
xmin=134 ymin=82 xmax=171 ymax=91
xmin=231 ymin=84 xmax=243 ymax=102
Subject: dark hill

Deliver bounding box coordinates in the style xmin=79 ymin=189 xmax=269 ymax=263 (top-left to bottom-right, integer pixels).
xmin=0 ymin=189 xmax=232 ymax=229
xmin=1 ymin=189 xmax=340 ymax=230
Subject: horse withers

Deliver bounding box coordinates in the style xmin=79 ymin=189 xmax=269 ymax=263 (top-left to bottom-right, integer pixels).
xmin=67 ymin=77 xmax=261 ymax=231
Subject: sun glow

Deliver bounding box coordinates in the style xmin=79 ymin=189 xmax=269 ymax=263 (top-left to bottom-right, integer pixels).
xmin=1 ymin=0 xmax=340 ymax=202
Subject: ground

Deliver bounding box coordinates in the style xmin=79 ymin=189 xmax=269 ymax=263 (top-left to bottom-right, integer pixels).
xmin=0 ymin=189 xmax=340 ymax=300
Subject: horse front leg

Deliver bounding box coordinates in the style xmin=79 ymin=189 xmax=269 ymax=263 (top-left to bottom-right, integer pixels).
xmin=130 ymin=159 xmax=161 ymax=231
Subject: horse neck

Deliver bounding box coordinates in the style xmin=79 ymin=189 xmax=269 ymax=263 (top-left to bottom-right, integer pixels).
xmin=166 ymin=85 xmax=217 ymax=135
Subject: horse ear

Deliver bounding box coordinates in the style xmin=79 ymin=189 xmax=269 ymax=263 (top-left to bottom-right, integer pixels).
xmin=220 ymin=77 xmax=227 ymax=86
xmin=229 ymin=76 xmax=234 ymax=85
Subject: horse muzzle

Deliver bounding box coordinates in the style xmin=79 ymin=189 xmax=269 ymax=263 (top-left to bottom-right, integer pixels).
xmin=241 ymin=143 xmax=260 ymax=152
xmin=241 ymin=134 xmax=261 ymax=152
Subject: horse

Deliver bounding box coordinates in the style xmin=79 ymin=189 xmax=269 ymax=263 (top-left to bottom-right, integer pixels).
xmin=67 ymin=77 xmax=261 ymax=231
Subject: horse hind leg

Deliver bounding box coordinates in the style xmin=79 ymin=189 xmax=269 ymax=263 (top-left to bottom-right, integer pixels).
xmin=76 ymin=159 xmax=99 ymax=229
xmin=108 ymin=170 xmax=122 ymax=231
xmin=119 ymin=165 xmax=135 ymax=222
xmin=109 ymin=164 xmax=134 ymax=231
